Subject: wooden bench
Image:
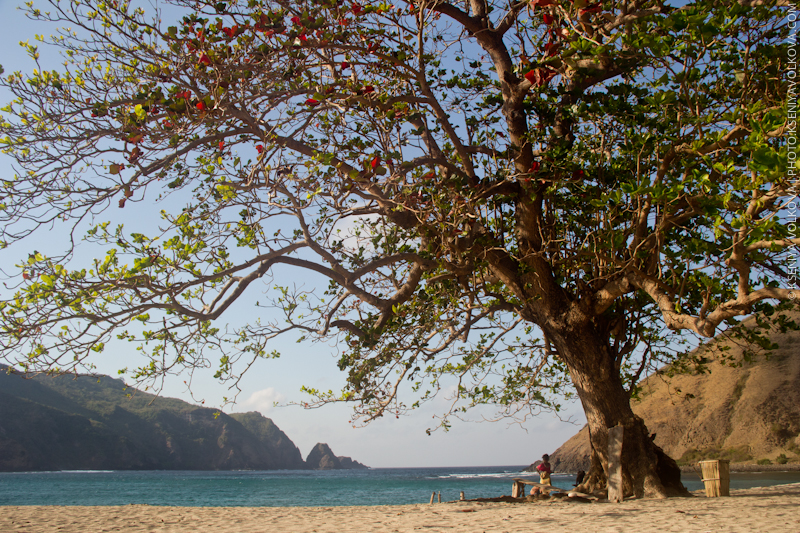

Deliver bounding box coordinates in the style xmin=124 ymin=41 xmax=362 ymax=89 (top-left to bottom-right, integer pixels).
xmin=511 ymin=478 xmax=568 ymax=498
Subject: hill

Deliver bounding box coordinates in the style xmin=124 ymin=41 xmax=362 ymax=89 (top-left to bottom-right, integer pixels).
xmin=545 ymin=312 xmax=800 ymax=473
xmin=0 ymin=367 xmax=365 ymax=471
xmin=305 ymin=442 xmax=368 ymax=470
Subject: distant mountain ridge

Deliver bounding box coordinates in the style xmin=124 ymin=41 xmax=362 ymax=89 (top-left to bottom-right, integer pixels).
xmin=0 ymin=367 xmax=367 ymax=472
xmin=543 ymin=312 xmax=800 ymax=473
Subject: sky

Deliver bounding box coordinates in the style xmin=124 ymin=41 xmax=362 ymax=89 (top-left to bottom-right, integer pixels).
xmin=0 ymin=0 xmax=588 ymax=468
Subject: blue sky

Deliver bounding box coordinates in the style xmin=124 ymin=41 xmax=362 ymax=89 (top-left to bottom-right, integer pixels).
xmin=0 ymin=0 xmax=587 ymax=468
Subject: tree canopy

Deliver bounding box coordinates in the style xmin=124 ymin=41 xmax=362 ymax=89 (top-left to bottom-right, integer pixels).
xmin=0 ymin=0 xmax=796 ymax=496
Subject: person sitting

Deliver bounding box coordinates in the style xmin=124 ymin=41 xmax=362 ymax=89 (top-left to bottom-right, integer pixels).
xmin=537 ymin=453 xmax=553 ymax=486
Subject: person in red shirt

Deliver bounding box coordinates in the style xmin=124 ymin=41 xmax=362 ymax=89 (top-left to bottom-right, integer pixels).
xmin=536 ymin=453 xmax=552 ymax=486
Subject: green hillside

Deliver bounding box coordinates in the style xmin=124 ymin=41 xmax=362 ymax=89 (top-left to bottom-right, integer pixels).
xmin=0 ymin=367 xmax=306 ymax=471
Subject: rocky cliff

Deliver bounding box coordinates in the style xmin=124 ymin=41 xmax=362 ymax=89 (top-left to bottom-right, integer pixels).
xmin=305 ymin=443 xmax=369 ymax=470
xmin=230 ymin=411 xmax=306 ymax=469
xmin=0 ymin=367 xmax=360 ymax=471
xmin=337 ymin=455 xmax=369 ymax=469
xmin=545 ymin=312 xmax=800 ymax=473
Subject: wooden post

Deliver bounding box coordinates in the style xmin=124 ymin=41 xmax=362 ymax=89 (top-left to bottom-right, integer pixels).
xmin=607 ymin=424 xmax=624 ymax=503
xmin=699 ymin=460 xmax=730 ymax=497
xmin=511 ymin=481 xmax=520 ymax=498
xmin=460 ymin=491 xmax=465 ymax=501
xmin=437 ymin=491 xmax=441 ymax=503
xmin=429 ymin=491 xmax=435 ymax=504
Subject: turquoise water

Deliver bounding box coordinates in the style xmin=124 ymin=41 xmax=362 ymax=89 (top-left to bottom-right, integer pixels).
xmin=0 ymin=467 xmax=798 ymax=507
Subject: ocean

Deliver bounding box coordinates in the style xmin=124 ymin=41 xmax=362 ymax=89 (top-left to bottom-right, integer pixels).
xmin=1 ymin=467 xmax=799 ymax=507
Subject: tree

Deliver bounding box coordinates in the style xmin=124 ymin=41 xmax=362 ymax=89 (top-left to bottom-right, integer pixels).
xmin=0 ymin=0 xmax=795 ymax=497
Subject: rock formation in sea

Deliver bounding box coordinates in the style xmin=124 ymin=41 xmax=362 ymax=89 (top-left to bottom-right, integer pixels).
xmin=305 ymin=442 xmax=369 ymax=470
xmin=538 ymin=312 xmax=800 ymax=473
xmin=337 ymin=455 xmax=369 ymax=469
xmin=0 ymin=366 xmax=364 ymax=472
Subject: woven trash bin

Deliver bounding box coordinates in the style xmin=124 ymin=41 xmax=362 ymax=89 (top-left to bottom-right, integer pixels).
xmin=699 ymin=459 xmax=730 ymax=497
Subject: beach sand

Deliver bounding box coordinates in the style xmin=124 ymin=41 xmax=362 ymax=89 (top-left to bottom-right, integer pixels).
xmin=2 ymin=483 xmax=799 ymax=532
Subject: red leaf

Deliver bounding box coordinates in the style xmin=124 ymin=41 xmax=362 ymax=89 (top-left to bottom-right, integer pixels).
xmin=22 ymin=272 xmax=30 ymax=280
xmin=341 ymin=61 xmax=350 ymax=69
xmin=530 ymin=161 xmax=541 ymax=173
xmin=256 ymin=145 xmax=264 ymax=154
xmin=530 ymin=0 xmax=556 ymax=6
xmin=543 ymin=13 xmax=554 ymax=25
xmin=524 ymin=67 xmax=557 ymax=87
xmin=580 ymin=2 xmax=603 ymax=15
xmin=305 ymin=98 xmax=320 ymax=107
xmin=291 ymin=15 xmax=302 ymax=25
xmin=198 ymin=53 xmax=211 ymax=66
xmin=544 ymin=42 xmax=561 ymax=57
xmin=371 ymin=156 xmax=381 ymax=169
xmin=352 ymin=3 xmax=364 ymax=15
xmin=118 ymin=198 xmax=127 ymax=208
xmin=196 ymin=101 xmax=207 ymax=111
xmin=540 ymin=68 xmax=557 ymax=85
xmin=128 ymin=147 xmax=142 ymax=163
xmin=298 ymin=33 xmax=308 ymax=42
xmin=361 ymin=85 xmax=375 ymax=94
xmin=219 ymin=141 xmax=225 ymax=150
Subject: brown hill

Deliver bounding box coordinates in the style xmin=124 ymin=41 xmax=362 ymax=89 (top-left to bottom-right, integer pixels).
xmin=547 ymin=312 xmax=800 ymax=473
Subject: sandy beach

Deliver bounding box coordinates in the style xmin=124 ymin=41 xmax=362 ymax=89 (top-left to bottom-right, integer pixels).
xmin=2 ymin=482 xmax=798 ymax=532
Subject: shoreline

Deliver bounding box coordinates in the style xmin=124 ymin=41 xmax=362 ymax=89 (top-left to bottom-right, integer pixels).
xmin=542 ymin=463 xmax=800 ymax=475
xmin=539 ymin=463 xmax=800 ymax=475
xmin=531 ymin=463 xmax=800 ymax=476
xmin=679 ymin=462 xmax=800 ymax=473
xmin=2 ymin=483 xmax=799 ymax=532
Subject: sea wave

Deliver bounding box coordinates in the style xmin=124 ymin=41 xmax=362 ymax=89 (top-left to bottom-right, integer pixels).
xmin=434 ymin=472 xmax=522 ymax=479
xmin=58 ymin=470 xmax=116 ymax=474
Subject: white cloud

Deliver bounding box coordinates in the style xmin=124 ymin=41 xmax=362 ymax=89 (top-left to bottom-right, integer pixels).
xmin=238 ymin=387 xmax=286 ymax=414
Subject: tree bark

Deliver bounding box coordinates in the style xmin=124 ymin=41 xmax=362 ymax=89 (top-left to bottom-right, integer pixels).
xmin=547 ymin=322 xmax=690 ymax=498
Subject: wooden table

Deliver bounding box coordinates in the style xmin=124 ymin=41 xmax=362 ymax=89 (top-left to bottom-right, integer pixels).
xmin=511 ymin=478 xmax=568 ymax=498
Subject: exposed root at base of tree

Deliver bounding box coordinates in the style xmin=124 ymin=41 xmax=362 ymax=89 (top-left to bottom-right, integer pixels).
xmin=578 ymin=416 xmax=692 ymax=499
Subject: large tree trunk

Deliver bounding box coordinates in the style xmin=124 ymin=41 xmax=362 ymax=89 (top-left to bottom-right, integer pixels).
xmin=547 ymin=323 xmax=690 ymax=498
